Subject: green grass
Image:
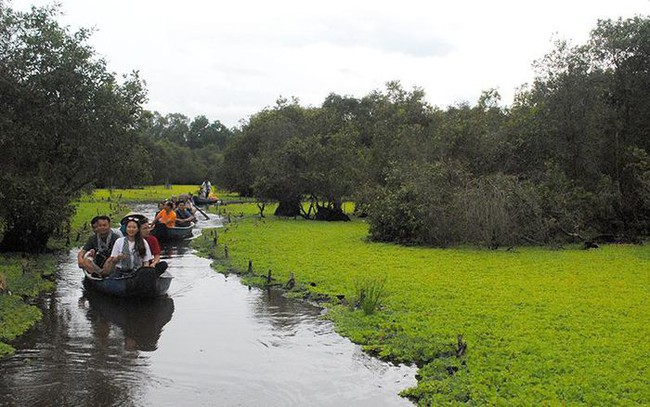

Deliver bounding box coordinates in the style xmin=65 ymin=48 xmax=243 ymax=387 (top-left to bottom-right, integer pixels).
xmin=80 ymin=184 xmax=200 ymax=202
xmin=80 ymin=185 xmax=241 ymax=203
xmin=194 ymin=208 xmax=650 ymax=405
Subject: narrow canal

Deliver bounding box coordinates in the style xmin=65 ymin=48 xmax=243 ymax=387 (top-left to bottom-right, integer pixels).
xmin=0 ymin=209 xmax=416 ymax=406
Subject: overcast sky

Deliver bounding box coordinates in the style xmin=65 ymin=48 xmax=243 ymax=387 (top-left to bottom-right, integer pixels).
xmin=10 ymin=0 xmax=650 ymax=127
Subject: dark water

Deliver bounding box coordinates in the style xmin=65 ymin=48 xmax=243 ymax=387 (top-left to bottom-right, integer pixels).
xmin=0 ymin=209 xmax=416 ymax=406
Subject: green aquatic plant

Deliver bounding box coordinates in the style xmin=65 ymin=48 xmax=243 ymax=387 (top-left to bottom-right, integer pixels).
xmin=352 ymin=274 xmax=387 ymax=315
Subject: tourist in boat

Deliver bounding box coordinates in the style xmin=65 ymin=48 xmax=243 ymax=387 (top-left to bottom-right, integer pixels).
xmin=154 ymin=201 xmax=177 ymax=228
xmin=140 ymin=220 xmax=168 ymax=275
xmin=103 ymin=217 xmax=153 ymax=277
xmin=77 ymin=215 xmax=121 ymax=277
xmin=175 ymin=201 xmax=196 ymax=226
xmin=185 ymin=194 xmax=198 ymax=215
xmin=154 ymin=201 xmax=165 ymax=219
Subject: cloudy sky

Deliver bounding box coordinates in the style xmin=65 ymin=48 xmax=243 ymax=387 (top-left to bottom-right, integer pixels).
xmin=10 ymin=0 xmax=650 ymax=127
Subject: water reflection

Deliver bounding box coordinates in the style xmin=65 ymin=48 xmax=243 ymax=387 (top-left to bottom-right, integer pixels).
xmin=160 ymin=239 xmax=193 ymax=257
xmin=81 ymin=291 xmax=174 ymax=352
xmin=253 ymin=287 xmax=323 ymax=332
xmin=0 ymin=289 xmax=154 ymax=406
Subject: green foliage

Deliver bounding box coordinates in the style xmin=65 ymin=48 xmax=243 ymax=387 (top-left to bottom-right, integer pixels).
xmin=197 ymin=206 xmax=650 ymax=404
xmin=216 ymin=16 xmax=650 ymax=243
xmin=223 ymin=96 xmax=364 ymax=218
xmin=134 ymin=112 xmax=195 ymax=186
xmin=367 ymin=160 xmax=468 ymax=246
xmin=0 ymin=3 xmax=147 ymax=252
xmin=519 ymin=16 xmax=650 ymax=235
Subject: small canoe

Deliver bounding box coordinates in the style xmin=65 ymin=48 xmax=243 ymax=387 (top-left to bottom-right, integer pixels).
xmin=192 ymin=196 xmax=221 ymax=206
xmin=151 ymin=222 xmax=194 ymax=241
xmin=83 ymin=267 xmax=172 ymax=298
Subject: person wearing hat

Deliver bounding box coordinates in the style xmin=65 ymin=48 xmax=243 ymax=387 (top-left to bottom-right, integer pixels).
xmin=103 ymin=216 xmax=153 ymax=277
xmin=119 ymin=212 xmax=147 ymax=236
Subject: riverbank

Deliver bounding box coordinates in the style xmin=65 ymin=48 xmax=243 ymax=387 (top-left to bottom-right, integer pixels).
xmin=193 ymin=203 xmax=650 ymax=405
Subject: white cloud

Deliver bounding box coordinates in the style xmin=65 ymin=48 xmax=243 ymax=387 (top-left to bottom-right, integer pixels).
xmin=9 ymin=0 xmax=650 ymax=127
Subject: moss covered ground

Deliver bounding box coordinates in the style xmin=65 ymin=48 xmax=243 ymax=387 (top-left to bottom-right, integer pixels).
xmin=194 ymin=204 xmax=650 ymax=405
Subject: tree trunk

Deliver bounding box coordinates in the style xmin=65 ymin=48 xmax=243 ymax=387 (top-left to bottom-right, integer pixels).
xmin=315 ymin=201 xmax=350 ymax=221
xmin=274 ymin=198 xmax=302 ymax=217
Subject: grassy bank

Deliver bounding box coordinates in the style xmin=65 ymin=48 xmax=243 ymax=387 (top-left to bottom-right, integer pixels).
xmin=194 ymin=205 xmax=650 ymax=405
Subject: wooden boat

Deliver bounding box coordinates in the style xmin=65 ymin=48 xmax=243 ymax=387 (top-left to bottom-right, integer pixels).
xmin=83 ymin=267 xmax=172 ymax=298
xmin=151 ymin=222 xmax=194 ymax=241
xmin=192 ymin=195 xmax=221 ymax=206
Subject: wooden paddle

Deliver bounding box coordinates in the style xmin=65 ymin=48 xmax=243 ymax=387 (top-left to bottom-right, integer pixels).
xmin=195 ymin=205 xmax=210 ymax=220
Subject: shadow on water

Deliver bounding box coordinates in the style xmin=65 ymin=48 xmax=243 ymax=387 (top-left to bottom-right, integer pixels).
xmin=0 ymin=278 xmax=165 ymax=406
xmin=82 ymin=291 xmax=174 ymax=352
xmin=0 ymin=206 xmax=416 ymax=406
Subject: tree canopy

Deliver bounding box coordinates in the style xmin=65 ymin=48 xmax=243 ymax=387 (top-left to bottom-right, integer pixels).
xmin=0 ymin=3 xmax=147 ymax=251
xmin=220 ymin=16 xmax=650 ymax=246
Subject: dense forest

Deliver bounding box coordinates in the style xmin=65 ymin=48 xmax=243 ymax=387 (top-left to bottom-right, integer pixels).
xmin=221 ymin=16 xmax=650 ymax=248
xmin=1 ymin=2 xmax=648 ymax=251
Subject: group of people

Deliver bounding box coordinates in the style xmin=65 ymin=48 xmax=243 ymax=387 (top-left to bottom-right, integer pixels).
xmin=77 ymin=184 xmax=212 ymax=279
xmin=77 ymin=214 xmax=168 ymax=279
xmin=154 ymin=195 xmax=197 ymax=229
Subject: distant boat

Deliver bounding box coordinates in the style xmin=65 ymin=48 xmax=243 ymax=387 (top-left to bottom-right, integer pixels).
xmin=192 ymin=196 xmax=221 ymax=206
xmin=83 ymin=267 xmax=172 ymax=298
xmin=151 ymin=222 xmax=194 ymax=241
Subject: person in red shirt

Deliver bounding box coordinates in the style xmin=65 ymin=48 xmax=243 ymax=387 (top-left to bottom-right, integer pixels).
xmin=140 ymin=220 xmax=168 ymax=275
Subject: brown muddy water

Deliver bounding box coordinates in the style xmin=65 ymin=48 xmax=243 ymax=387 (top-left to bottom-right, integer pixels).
xmin=0 ymin=208 xmax=416 ymax=406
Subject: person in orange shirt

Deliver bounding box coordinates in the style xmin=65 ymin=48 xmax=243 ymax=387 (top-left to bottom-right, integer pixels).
xmin=155 ymin=201 xmax=177 ymax=228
